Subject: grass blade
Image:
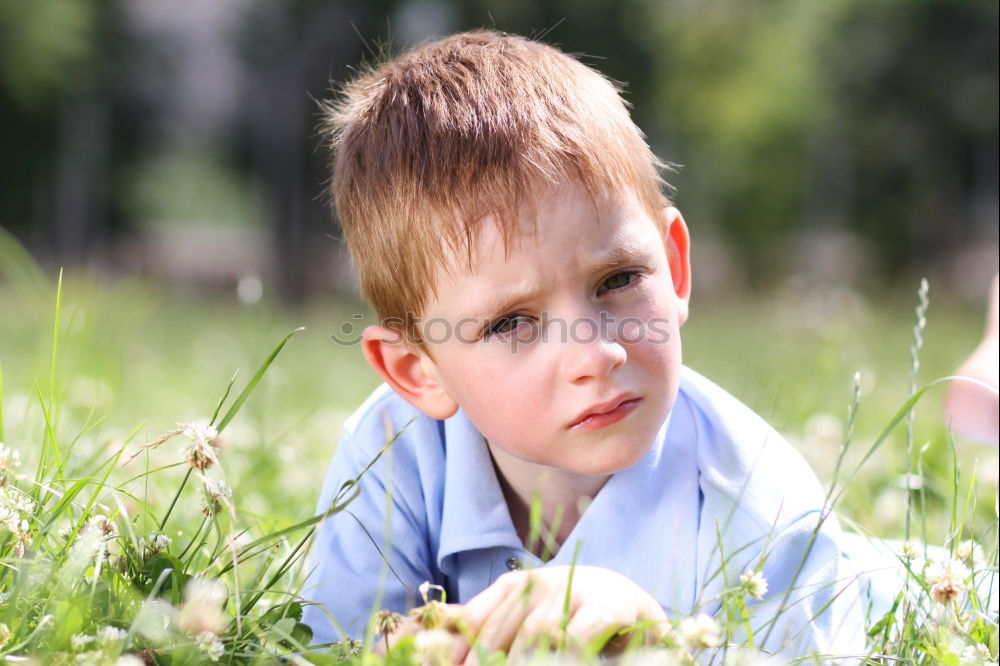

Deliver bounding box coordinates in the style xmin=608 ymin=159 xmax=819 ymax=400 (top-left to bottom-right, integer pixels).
xmin=215 ymin=327 xmax=304 ymax=433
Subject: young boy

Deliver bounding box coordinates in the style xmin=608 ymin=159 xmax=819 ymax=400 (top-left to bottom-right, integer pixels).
xmin=303 ymin=31 xmax=863 ymax=660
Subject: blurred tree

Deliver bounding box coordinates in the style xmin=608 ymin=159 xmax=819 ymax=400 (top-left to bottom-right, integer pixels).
xmin=0 ymin=0 xmax=118 ymax=264
xmin=826 ymin=0 xmax=998 ymax=280
xmin=240 ymin=0 xmax=406 ymax=303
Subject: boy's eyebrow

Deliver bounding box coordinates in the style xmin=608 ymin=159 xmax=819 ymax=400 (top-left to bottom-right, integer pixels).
xmin=589 ymin=244 xmax=654 ymax=275
xmin=469 ymin=245 xmax=655 ymax=320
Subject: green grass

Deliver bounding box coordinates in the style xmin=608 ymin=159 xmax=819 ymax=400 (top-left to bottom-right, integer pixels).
xmin=0 ymin=262 xmax=996 ymax=663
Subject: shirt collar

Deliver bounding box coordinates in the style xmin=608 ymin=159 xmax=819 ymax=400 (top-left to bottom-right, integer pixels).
xmin=437 ymin=409 xmax=522 ymax=573
xmin=435 ymin=405 xmax=684 ymax=581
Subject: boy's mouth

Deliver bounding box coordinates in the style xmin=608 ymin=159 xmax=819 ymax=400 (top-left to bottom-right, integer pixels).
xmin=568 ymin=395 xmax=642 ymax=431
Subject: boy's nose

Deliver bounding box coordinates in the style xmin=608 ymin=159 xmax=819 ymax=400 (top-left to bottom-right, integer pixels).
xmin=563 ymin=321 xmax=627 ymax=384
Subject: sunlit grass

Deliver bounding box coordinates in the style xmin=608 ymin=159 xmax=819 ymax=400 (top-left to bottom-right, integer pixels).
xmin=0 ymin=257 xmax=996 ymax=663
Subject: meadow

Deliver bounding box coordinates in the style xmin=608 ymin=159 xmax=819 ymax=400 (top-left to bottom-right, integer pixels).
xmin=0 ymin=250 xmax=996 ymax=663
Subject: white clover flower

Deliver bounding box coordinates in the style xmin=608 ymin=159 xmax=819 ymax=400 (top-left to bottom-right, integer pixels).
xmin=196 ymin=631 xmax=225 ymax=662
xmin=960 ymin=643 xmax=995 ymax=665
xmin=0 ymin=443 xmax=22 ymax=486
xmin=927 ymin=556 xmax=970 ymax=605
xmin=139 ymin=533 xmax=172 ymax=558
xmin=183 ymin=422 xmax=220 ymax=471
xmin=926 ymin=556 xmax=971 ymax=586
xmin=84 ymin=514 xmax=118 ymax=542
xmin=10 ymin=518 xmax=32 ymax=557
xmin=414 ymin=628 xmax=455 ymax=666
xmin=71 ymin=633 xmax=95 ymax=652
xmin=898 ymin=540 xmax=920 ymax=561
xmin=95 ymin=625 xmax=128 ymax=648
xmin=957 ymin=540 xmax=985 ymax=565
xmin=678 ymin=613 xmax=721 ymax=649
xmin=115 ymin=656 xmax=146 ymax=666
xmin=740 ymin=569 xmax=768 ymax=600
xmin=179 ymin=577 xmax=228 ymax=636
xmin=723 ymin=648 xmax=767 ymax=666
xmin=619 ymin=648 xmax=687 ymax=666
xmin=201 ymin=479 xmax=232 ymax=517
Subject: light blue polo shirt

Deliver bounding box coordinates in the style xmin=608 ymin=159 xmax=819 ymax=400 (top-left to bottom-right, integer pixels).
xmin=302 ymin=367 xmax=864 ymax=659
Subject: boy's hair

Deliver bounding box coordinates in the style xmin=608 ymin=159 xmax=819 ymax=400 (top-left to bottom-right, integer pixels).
xmin=324 ymin=30 xmax=669 ymax=339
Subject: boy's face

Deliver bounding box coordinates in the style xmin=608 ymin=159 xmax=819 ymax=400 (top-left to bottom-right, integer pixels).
xmin=414 ymin=180 xmax=690 ymax=479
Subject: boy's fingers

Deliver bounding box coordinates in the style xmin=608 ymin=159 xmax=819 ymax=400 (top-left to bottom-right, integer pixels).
xmin=459 ymin=571 xmax=524 ymax=633
xmin=464 ymin=581 xmax=537 ymax=660
xmin=507 ymin=593 xmax=567 ymax=659
xmin=563 ymin=604 xmax=632 ymax=654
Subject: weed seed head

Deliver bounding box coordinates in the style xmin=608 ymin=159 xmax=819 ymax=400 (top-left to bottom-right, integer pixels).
xmin=183 ymin=422 xmax=221 ymax=470
xmin=375 ymin=609 xmax=404 ymax=636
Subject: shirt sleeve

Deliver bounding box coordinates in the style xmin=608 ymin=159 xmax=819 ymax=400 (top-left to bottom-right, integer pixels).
xmin=301 ymin=412 xmax=438 ymax=644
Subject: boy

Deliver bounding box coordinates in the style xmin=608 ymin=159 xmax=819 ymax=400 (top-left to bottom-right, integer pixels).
xmin=304 ymin=31 xmax=863 ymax=660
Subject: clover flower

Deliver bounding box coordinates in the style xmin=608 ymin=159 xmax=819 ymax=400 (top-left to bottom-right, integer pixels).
xmin=139 ymin=533 xmax=172 ymax=558
xmin=956 ymin=540 xmax=985 ymax=565
xmin=898 ymin=540 xmax=920 ymax=561
xmin=179 ymin=577 xmax=228 ymax=636
xmin=196 ymin=631 xmax=225 ymax=662
xmin=0 ymin=443 xmax=21 ymax=487
xmin=926 ymin=556 xmax=970 ymax=605
xmin=85 ymin=514 xmax=119 ymax=542
xmin=960 ymin=643 xmax=996 ymax=665
xmin=10 ymin=518 xmax=32 ymax=557
xmin=201 ymin=479 xmax=232 ymax=516
xmin=740 ymin=569 xmax=768 ymax=600
xmin=71 ymin=633 xmax=95 ymax=652
xmin=115 ymin=656 xmax=146 ymax=666
xmin=678 ymin=613 xmax=721 ymax=649
xmin=414 ymin=628 xmax=455 ymax=666
xmin=183 ymin=423 xmax=220 ymax=471
xmin=96 ymin=625 xmax=128 ymax=648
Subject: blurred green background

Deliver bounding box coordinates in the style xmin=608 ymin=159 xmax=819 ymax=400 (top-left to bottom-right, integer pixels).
xmin=0 ymin=0 xmax=997 ymax=537
xmin=0 ymin=0 xmax=996 ymax=298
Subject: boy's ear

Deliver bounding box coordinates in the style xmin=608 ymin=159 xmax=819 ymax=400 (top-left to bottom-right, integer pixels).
xmin=361 ymin=325 xmax=459 ymax=420
xmin=661 ymin=207 xmax=692 ymax=325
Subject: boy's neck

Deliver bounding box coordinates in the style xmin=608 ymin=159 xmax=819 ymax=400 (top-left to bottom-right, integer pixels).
xmin=487 ymin=441 xmax=610 ymax=560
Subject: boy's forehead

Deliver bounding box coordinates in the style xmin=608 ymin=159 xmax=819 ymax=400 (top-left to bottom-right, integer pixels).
xmin=427 ymin=181 xmax=659 ymax=309
xmin=439 ymin=179 xmax=638 ymax=270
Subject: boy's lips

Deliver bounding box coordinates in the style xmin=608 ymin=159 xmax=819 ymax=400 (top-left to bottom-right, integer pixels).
xmin=568 ymin=395 xmax=642 ymax=431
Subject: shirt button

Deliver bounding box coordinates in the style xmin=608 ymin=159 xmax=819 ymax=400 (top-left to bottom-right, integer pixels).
xmin=506 ymin=556 xmax=522 ymax=571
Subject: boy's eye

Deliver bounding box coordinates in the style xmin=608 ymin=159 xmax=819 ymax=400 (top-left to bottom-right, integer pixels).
xmin=599 ymin=270 xmax=640 ymax=294
xmin=484 ymin=314 xmax=530 ymax=339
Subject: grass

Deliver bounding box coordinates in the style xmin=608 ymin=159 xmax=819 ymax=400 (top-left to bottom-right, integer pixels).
xmin=0 ymin=254 xmax=996 ymax=663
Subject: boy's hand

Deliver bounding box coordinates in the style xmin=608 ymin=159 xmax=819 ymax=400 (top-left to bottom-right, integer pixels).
xmin=452 ymin=566 xmax=668 ymax=664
